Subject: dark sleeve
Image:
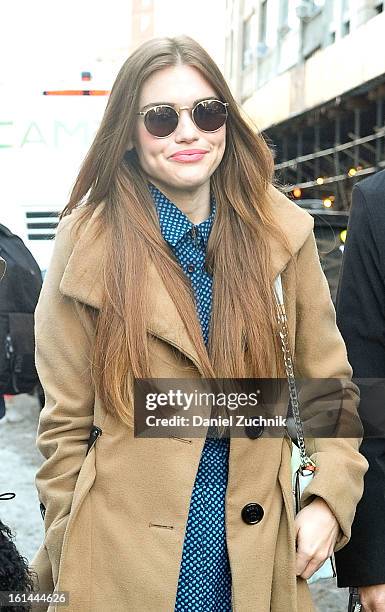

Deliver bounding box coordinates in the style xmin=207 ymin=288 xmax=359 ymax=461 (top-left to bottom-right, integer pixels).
xmin=334 ymin=183 xmax=385 ymax=587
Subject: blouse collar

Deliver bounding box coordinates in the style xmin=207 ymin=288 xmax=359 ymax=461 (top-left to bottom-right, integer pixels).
xmin=148 ymin=182 xmax=216 ymax=249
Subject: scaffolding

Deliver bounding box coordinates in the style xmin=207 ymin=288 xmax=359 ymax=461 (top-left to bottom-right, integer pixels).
xmin=266 ymin=78 xmax=385 ymax=209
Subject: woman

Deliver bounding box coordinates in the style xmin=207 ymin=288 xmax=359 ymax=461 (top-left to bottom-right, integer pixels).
xmin=30 ymin=36 xmax=367 ymax=611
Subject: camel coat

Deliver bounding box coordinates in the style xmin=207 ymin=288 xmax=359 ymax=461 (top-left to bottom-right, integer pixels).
xmin=30 ymin=185 xmax=368 ymax=611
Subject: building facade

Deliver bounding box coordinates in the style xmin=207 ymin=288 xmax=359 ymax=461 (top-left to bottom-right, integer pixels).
xmin=130 ymin=0 xmax=226 ymax=70
xmin=225 ymin=0 xmax=385 ymax=208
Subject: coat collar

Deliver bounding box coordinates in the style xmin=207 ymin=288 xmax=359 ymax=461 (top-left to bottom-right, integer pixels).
xmin=59 ymin=185 xmax=314 ymax=374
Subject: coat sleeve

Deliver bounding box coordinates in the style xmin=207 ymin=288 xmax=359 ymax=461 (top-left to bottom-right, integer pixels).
xmin=333 ymin=183 xmax=385 ymax=587
xmin=291 ymin=230 xmax=368 ymax=553
xmin=30 ymin=214 xmax=95 ymax=591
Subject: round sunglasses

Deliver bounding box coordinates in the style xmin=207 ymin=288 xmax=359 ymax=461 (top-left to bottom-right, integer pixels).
xmin=136 ymin=98 xmax=229 ymax=138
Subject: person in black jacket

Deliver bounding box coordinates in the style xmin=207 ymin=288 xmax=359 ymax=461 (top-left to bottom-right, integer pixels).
xmin=0 ymin=224 xmax=42 ymax=405
xmin=335 ymin=169 xmax=385 ymax=611
xmin=0 ymin=258 xmax=5 ymax=421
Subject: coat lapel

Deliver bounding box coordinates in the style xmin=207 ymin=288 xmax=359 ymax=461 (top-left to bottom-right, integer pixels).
xmin=145 ymin=260 xmax=205 ymax=373
xmin=59 ymin=186 xmax=314 ymax=374
xmin=265 ymin=185 xmax=314 ymax=281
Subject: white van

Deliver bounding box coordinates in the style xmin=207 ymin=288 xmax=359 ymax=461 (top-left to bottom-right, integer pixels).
xmin=0 ymin=73 xmax=110 ymax=272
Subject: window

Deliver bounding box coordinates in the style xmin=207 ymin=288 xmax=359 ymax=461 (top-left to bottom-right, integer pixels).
xmin=259 ymin=0 xmax=268 ymax=45
xmin=341 ymin=0 xmax=350 ymax=35
xmin=342 ymin=20 xmax=350 ymax=36
xmin=242 ymin=12 xmax=258 ymax=68
xmin=279 ymin=0 xmax=289 ymax=34
xmin=242 ymin=16 xmax=252 ymax=68
xmin=225 ymin=31 xmax=234 ymax=78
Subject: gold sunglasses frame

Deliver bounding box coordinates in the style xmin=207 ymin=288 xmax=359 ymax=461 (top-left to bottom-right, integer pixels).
xmin=136 ymin=99 xmax=229 ymax=138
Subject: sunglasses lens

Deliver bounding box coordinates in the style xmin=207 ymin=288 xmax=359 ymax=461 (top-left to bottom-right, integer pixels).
xmin=144 ymin=106 xmax=178 ymax=137
xmin=193 ymin=100 xmax=227 ymax=132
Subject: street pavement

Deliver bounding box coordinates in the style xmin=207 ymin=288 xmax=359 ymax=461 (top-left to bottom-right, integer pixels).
xmin=0 ymin=395 xmax=349 ymax=611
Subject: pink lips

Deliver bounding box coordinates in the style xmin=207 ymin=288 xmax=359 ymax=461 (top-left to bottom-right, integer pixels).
xmin=170 ymin=149 xmax=208 ymax=163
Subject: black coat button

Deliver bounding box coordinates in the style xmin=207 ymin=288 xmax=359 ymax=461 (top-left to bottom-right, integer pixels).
xmin=244 ymin=422 xmax=264 ymax=439
xmin=187 ymin=264 xmax=195 ymax=273
xmin=241 ymin=503 xmax=264 ymax=525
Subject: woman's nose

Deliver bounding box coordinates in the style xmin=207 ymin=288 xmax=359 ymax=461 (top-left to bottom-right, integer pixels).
xmin=173 ymin=108 xmax=199 ymax=142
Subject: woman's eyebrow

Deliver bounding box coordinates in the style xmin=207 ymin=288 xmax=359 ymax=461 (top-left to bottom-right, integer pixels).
xmin=139 ymin=96 xmax=218 ymax=112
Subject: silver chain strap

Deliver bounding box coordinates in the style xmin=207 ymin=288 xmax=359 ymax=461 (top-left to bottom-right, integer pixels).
xmin=275 ymin=297 xmax=316 ymax=473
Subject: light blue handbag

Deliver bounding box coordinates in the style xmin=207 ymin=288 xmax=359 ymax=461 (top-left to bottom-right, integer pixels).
xmin=274 ymin=275 xmax=336 ymax=584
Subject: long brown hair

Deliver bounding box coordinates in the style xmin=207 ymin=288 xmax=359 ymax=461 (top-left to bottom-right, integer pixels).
xmin=62 ymin=35 xmax=290 ymax=430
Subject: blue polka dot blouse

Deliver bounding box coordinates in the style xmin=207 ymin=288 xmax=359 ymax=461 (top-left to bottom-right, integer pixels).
xmin=149 ymin=183 xmax=232 ymax=612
